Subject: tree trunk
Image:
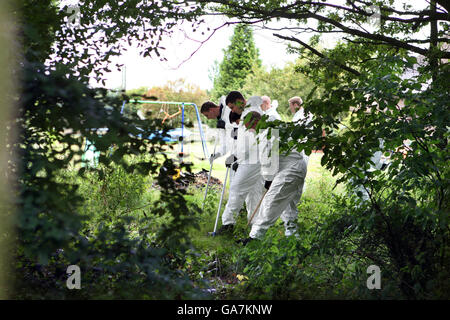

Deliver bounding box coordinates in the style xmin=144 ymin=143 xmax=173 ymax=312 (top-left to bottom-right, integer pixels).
xmin=0 ymin=0 xmax=17 ymax=300
xmin=430 ymin=0 xmax=439 ymax=83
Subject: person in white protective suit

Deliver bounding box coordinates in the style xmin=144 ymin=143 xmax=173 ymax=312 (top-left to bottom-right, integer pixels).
xmin=200 ymin=96 xmax=237 ymax=163
xmin=201 ymin=97 xmax=240 ymax=181
xmin=289 ymin=96 xmax=313 ymax=124
xmin=213 ymin=91 xmax=268 ymax=235
xmin=288 ymin=96 xmax=313 ymax=193
xmin=261 ymin=96 xmax=282 ymax=121
xmin=351 ymin=138 xmax=389 ymax=203
xmin=236 ymin=109 xmax=309 ymax=245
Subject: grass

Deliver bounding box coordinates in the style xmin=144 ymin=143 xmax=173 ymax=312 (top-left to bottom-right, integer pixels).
xmin=180 ymin=145 xmax=338 ymax=249
xmin=41 ymin=131 xmax=450 ymax=300
xmin=58 ymin=135 xmax=372 ymax=299
xmin=175 ymin=147 xmax=345 ymax=298
xmin=73 ymin=138 xmax=343 ymax=297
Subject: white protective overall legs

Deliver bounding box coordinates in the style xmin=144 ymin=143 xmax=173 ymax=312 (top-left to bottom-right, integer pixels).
xmin=221 ymin=163 xmax=265 ymax=226
xmin=249 ymin=152 xmax=307 ymax=239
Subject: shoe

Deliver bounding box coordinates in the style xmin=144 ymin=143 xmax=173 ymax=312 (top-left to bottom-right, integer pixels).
xmin=236 ymin=237 xmax=256 ymax=246
xmin=285 ymin=229 xmax=300 ymax=239
xmin=216 ymin=224 xmax=234 ymax=235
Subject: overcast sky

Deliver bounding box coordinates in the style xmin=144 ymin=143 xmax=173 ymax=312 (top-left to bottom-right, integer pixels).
xmin=93 ymin=22 xmax=302 ymax=91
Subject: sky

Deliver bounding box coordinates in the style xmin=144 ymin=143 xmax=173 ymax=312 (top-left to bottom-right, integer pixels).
xmin=94 ymin=21 xmax=302 ymax=91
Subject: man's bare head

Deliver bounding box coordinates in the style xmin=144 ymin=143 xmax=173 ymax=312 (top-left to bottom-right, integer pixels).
xmin=288 ymin=96 xmax=303 ymax=114
xmin=200 ymin=101 xmax=220 ymax=119
xmin=261 ymin=96 xmax=271 ymax=111
xmin=244 ymin=111 xmax=262 ymax=130
xmin=225 ymin=91 xmax=246 ymax=114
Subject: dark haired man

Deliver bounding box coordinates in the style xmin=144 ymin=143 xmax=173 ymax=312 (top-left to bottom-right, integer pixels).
xmin=200 ymin=96 xmax=237 ymax=166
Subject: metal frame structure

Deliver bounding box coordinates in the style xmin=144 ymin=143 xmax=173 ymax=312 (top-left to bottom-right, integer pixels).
xmin=130 ymin=100 xmax=209 ymax=160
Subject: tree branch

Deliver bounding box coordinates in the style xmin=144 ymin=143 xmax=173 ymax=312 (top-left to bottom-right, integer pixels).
xmin=199 ymin=0 xmax=450 ymax=59
xmin=273 ymin=33 xmax=361 ymax=76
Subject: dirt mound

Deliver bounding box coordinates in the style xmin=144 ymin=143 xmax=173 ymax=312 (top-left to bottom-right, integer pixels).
xmin=191 ymin=169 xmax=222 ymax=187
xmin=173 ymin=169 xmax=222 ymax=189
xmin=153 ymin=168 xmax=222 ymax=190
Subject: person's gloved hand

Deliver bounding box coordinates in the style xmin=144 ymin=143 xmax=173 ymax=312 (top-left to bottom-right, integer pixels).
xmin=231 ymin=128 xmax=238 ymax=140
xmin=232 ymin=162 xmax=239 ymax=171
xmin=264 ymin=180 xmax=272 ymax=190
xmin=216 ymin=119 xmax=226 ymax=129
xmin=225 ymin=155 xmax=237 ymax=167
xmin=209 ymin=153 xmax=221 ymax=164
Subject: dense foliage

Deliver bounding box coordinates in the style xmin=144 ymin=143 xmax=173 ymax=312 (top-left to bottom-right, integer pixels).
xmin=9 ymin=0 xmax=208 ymax=299
xmin=254 ymin=24 xmax=449 ymax=302
xmin=201 ymin=0 xmax=450 ymax=299
xmin=5 ymin=0 xmax=449 ymax=300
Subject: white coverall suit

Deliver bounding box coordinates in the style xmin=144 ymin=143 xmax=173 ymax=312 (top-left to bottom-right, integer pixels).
xmin=221 ymin=97 xmax=265 ymax=226
xmin=249 ymin=116 xmax=309 ymax=239
xmin=264 ymin=101 xmax=282 ymax=121
xmin=213 ymin=96 xmax=237 ymax=161
xmin=353 ymin=138 xmax=388 ymax=202
xmin=211 ymin=96 xmax=239 ymax=184
xmin=292 ymin=107 xmax=312 ymax=123
xmin=292 ymin=107 xmax=313 ymax=163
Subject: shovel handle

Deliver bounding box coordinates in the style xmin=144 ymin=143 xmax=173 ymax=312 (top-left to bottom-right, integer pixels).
xmin=201 ymin=130 xmax=220 ymax=211
xmin=247 ymin=188 xmax=269 ymax=226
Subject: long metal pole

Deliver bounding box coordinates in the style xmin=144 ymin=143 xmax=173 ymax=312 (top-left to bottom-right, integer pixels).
xmin=202 ymin=130 xmax=219 ymax=211
xmin=211 ymin=166 xmax=230 ymax=236
xmin=180 ymin=103 xmax=184 ymax=158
